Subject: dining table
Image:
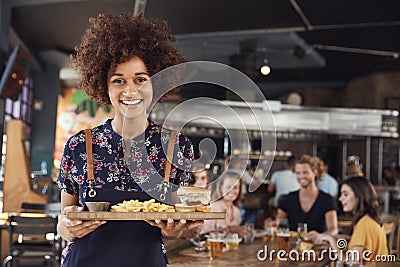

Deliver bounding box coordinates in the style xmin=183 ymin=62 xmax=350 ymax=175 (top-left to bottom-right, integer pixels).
xmin=167 ymin=232 xmax=333 ymax=267
xmin=167 ymin=231 xmax=400 ymax=267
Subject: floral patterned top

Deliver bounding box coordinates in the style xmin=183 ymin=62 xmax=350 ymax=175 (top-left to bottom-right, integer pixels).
xmin=57 ymin=119 xmax=194 ymax=205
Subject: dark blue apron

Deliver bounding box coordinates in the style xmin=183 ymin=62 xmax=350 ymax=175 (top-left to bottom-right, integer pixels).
xmin=62 ymin=188 xmax=168 ymax=267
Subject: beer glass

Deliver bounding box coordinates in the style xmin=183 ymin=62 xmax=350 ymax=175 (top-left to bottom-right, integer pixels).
xmin=276 ymin=218 xmax=290 ymax=252
xmin=224 ymin=233 xmax=241 ymax=250
xmin=263 ymin=226 xmax=275 ymax=242
xmin=297 ymin=222 xmax=308 ymax=244
xmin=208 ymin=232 xmax=224 ymax=259
xmin=243 ymin=223 xmax=255 ymax=243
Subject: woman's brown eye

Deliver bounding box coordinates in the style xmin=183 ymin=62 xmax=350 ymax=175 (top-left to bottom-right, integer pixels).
xmin=112 ymin=79 xmax=123 ymax=84
xmin=136 ymin=77 xmax=148 ymax=83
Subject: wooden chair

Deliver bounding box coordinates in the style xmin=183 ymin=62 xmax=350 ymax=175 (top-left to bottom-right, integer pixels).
xmin=2 ymin=214 xmax=60 ymax=267
xmin=20 ymin=202 xmax=61 ymax=215
xmin=383 ymin=222 xmax=396 ymax=255
xmin=381 ymin=213 xmax=399 ymax=258
xmin=338 ymin=215 xmax=353 ymax=235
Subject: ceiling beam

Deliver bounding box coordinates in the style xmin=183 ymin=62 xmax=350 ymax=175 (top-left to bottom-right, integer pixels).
xmin=259 ymin=80 xmax=346 ymax=91
xmin=176 ymin=27 xmax=306 ymax=40
xmin=133 ymin=0 xmax=147 ymax=15
xmin=9 ymin=27 xmax=43 ymax=72
xmin=11 ymin=0 xmax=88 ymax=8
xmin=290 ymin=0 xmax=312 ymax=30
xmin=176 ymin=20 xmax=400 ymax=40
xmin=313 ymin=44 xmax=400 ymax=58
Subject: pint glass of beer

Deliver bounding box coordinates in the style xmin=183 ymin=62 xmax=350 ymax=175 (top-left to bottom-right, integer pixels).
xmin=208 ymin=233 xmax=224 ymax=259
xmin=276 ymin=218 xmax=290 ymax=252
xmin=277 ymin=232 xmax=291 ymax=252
xmin=224 ymin=233 xmax=242 ymax=250
xmin=263 ymin=227 xmax=275 ymax=242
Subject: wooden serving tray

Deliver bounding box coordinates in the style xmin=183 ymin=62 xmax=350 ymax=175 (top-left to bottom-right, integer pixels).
xmin=66 ymin=211 xmax=226 ymax=220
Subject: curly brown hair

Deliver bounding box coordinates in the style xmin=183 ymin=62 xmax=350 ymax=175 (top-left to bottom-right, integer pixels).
xmin=71 ymin=13 xmax=184 ymax=105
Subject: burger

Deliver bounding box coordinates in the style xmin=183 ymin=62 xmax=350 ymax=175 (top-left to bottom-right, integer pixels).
xmin=175 ymin=186 xmax=211 ymax=212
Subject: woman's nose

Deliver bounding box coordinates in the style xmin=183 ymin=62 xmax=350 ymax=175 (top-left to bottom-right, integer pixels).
xmin=123 ymin=83 xmax=139 ymax=96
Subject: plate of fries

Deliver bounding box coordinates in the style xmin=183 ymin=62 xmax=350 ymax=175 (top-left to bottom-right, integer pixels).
xmin=66 ymin=199 xmax=226 ymax=220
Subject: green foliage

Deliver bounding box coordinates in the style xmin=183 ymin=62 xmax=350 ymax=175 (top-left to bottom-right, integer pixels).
xmin=72 ymin=89 xmax=111 ymax=117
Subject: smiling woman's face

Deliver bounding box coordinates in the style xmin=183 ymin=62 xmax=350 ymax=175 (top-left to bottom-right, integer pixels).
xmin=107 ymin=56 xmax=153 ymax=122
xmin=193 ymin=170 xmax=209 ymax=188
xmin=339 ymin=184 xmax=358 ymax=213
xmin=221 ymin=177 xmax=240 ymax=203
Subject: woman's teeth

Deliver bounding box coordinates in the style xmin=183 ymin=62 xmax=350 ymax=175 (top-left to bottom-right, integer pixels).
xmin=121 ymin=99 xmax=141 ymax=105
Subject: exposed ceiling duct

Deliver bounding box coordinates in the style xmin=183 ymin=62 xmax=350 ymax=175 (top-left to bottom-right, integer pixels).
xmin=176 ymin=31 xmax=326 ymax=79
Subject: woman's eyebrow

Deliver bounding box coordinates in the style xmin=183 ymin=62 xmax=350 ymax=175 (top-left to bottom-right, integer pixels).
xmin=110 ymin=72 xmax=149 ymax=77
xmin=135 ymin=72 xmax=149 ymax=76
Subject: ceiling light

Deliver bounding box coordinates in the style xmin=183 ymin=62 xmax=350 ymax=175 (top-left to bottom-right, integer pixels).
xmin=260 ymin=59 xmax=271 ymax=75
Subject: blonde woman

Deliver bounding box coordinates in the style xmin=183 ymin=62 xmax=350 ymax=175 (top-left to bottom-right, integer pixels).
xmin=202 ymin=171 xmax=249 ymax=238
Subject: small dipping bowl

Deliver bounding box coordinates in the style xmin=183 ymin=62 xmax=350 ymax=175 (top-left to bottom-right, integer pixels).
xmin=86 ymin=202 xmax=110 ymax=212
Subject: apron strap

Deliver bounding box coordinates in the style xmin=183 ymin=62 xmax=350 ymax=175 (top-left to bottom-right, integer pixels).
xmin=85 ymin=129 xmax=95 ymax=182
xmin=164 ymin=130 xmax=177 ymax=183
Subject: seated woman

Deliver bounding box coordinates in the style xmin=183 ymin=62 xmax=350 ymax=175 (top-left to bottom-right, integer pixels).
xmin=316 ymin=176 xmax=388 ymax=263
xmin=267 ymin=155 xmax=338 ymax=242
xmin=201 ymin=171 xmax=249 ymax=238
xmin=190 ymin=161 xmax=210 ymax=189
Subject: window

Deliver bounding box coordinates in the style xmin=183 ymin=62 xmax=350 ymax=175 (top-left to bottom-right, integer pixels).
xmin=0 ymin=76 xmax=33 ymax=181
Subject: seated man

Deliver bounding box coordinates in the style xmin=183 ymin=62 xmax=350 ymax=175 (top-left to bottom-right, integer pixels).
xmin=267 ymin=155 xmax=300 ymax=207
xmin=275 ymin=155 xmax=338 ymax=243
xmin=317 ymin=161 xmax=338 ymax=199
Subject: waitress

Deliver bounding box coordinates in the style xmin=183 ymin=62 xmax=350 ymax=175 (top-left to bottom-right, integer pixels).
xmin=56 ymin=13 xmax=202 ymax=267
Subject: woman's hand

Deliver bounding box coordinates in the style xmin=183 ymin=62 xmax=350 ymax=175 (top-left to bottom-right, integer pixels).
xmin=146 ymin=219 xmax=204 ymax=239
xmin=57 ymin=205 xmax=106 ymax=242
xmin=227 ymin=225 xmax=250 ymax=238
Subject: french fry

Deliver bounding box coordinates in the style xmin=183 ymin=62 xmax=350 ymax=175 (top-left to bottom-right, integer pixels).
xmin=110 ymin=199 xmax=175 ymax=212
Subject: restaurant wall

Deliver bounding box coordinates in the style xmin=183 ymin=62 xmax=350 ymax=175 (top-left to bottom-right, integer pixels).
xmin=302 ymin=71 xmax=400 ymax=109
xmin=30 ymin=63 xmax=60 ymax=175
xmin=299 ymin=71 xmax=400 ymax=182
xmin=53 ymin=88 xmax=114 ymax=179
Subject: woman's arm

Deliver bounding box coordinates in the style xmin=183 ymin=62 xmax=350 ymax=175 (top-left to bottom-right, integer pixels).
xmin=267 ymin=182 xmax=276 ymax=194
xmin=227 ymin=225 xmax=250 ymax=238
xmin=200 ymin=217 xmax=217 ymax=234
xmin=57 ymin=191 xmax=106 ymax=242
